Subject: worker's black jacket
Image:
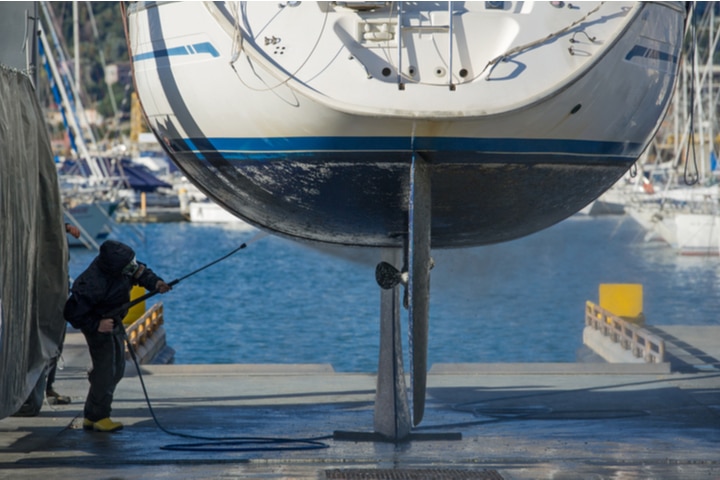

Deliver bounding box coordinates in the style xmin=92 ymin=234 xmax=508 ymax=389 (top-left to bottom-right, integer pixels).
xmin=64 ymin=240 xmax=165 ymax=333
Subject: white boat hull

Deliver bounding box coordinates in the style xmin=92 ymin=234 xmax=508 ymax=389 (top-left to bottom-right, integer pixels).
xmin=188 ymin=201 xmax=256 ymax=229
xmin=626 ymin=185 xmax=720 ymax=255
xmin=127 ymin=1 xmax=685 ymax=247
xmin=675 ymin=213 xmax=720 ymax=255
xmin=636 ymin=210 xmax=720 ymax=256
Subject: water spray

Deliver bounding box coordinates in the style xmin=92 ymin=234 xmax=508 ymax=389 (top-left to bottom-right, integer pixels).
xmin=244 ymin=230 xmax=270 ymax=246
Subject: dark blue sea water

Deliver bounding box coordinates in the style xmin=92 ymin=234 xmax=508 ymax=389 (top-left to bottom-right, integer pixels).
xmin=67 ymin=215 xmax=720 ymax=372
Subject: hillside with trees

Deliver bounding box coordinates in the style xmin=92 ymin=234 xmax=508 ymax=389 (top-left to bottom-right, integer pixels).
xmin=40 ymin=2 xmax=133 ymax=153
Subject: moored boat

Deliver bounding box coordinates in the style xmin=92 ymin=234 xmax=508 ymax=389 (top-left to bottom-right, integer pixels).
xmin=188 ymin=198 xmax=257 ymax=228
xmin=63 ymin=200 xmax=119 ymax=249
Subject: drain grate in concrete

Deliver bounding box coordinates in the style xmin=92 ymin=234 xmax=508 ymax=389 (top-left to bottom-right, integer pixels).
xmin=324 ymin=468 xmax=503 ymax=480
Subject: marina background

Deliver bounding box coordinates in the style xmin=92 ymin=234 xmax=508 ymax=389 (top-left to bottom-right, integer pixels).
xmin=66 ymin=214 xmax=720 ymax=372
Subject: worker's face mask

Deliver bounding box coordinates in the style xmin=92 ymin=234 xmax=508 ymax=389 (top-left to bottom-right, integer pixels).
xmin=122 ymin=256 xmax=139 ymax=277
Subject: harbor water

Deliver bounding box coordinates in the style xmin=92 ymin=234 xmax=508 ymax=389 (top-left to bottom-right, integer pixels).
xmin=67 ymin=214 xmax=720 ymax=372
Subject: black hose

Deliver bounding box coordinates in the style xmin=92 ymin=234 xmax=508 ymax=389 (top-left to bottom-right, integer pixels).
xmin=120 ymin=241 xmax=331 ymax=452
xmin=125 ymin=339 xmax=331 ymax=452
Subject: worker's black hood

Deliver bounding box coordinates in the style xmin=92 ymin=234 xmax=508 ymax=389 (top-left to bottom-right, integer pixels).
xmin=97 ymin=240 xmax=135 ymax=275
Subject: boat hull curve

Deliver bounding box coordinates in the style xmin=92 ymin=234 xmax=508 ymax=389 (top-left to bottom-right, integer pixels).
xmin=128 ymin=1 xmax=685 ymax=248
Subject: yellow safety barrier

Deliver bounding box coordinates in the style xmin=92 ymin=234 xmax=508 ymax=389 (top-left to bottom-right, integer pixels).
xmin=599 ymin=283 xmax=645 ymax=325
xmin=123 ymin=285 xmax=147 ymax=326
xmin=125 ymin=302 xmax=164 ymax=360
xmin=585 ymin=301 xmax=665 ymax=363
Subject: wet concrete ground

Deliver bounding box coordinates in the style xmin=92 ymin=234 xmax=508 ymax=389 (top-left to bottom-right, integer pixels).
xmin=1 ymin=332 xmax=718 ymax=480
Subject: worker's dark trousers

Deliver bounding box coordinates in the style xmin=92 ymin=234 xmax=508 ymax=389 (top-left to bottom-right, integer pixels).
xmin=82 ymin=327 xmax=125 ymax=422
xmin=46 ymin=324 xmax=66 ymax=390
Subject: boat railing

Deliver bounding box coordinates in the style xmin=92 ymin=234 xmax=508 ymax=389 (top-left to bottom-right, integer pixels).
xmin=396 ymin=1 xmax=455 ymax=90
xmin=63 ymin=207 xmax=100 ymax=250
xmin=124 ymin=302 xmax=165 ymax=362
xmin=585 ymin=301 xmax=666 ymax=363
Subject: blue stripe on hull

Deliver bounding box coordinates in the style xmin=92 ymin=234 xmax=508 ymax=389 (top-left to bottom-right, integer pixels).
xmin=177 ymin=137 xmax=644 ymax=163
xmin=132 ymin=42 xmax=220 ymax=62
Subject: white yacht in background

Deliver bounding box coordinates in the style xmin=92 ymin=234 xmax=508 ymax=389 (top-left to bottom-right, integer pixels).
xmin=623 ymin=4 xmax=720 ymax=255
xmin=627 ymin=185 xmax=720 ymax=255
xmin=187 ymin=198 xmax=257 ymax=229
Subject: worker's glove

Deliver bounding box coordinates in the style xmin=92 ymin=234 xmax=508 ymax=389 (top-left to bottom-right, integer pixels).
xmin=155 ymin=280 xmax=172 ymax=293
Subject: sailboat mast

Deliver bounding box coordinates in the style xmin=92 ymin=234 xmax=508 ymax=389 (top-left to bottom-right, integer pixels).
xmin=73 ymin=1 xmax=79 ymax=111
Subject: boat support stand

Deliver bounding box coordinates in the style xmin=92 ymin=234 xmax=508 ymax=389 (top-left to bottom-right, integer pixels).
xmin=334 ymin=153 xmax=461 ymax=443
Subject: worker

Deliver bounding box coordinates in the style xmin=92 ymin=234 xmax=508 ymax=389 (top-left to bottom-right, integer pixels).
xmin=64 ymin=240 xmax=171 ymax=432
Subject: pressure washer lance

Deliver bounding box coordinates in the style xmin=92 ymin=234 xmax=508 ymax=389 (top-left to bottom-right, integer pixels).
xmin=112 ymin=242 xmax=246 ymax=317
xmin=107 ymin=242 xmax=247 ymax=351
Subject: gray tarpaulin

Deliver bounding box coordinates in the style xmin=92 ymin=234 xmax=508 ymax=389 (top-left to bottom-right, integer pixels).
xmin=0 ymin=66 xmax=68 ymax=419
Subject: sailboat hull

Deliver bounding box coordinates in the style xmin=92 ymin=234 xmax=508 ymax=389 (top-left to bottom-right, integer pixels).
xmin=127 ymin=1 xmax=685 ymax=247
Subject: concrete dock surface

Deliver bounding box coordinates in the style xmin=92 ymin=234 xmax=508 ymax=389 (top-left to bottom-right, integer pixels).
xmin=1 ymin=330 xmax=719 ymax=480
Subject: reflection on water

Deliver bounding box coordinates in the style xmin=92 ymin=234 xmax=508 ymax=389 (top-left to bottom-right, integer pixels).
xmin=68 ymin=215 xmax=720 ymax=371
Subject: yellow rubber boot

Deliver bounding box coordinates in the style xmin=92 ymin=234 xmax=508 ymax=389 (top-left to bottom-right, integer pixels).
xmin=92 ymin=418 xmax=123 ymax=432
xmin=82 ymin=418 xmax=94 ymax=430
